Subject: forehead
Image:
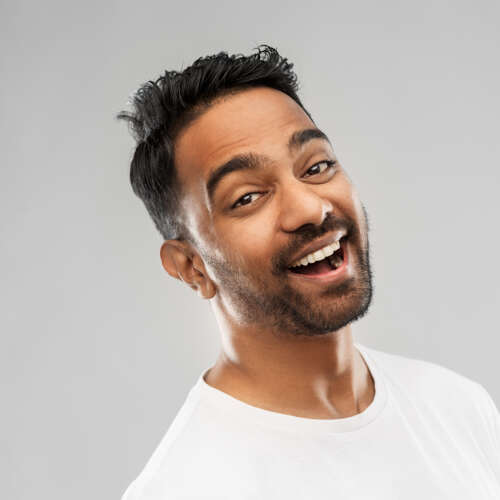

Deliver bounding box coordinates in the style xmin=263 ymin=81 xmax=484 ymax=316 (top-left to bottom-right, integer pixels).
xmin=174 ymin=87 xmax=315 ymax=201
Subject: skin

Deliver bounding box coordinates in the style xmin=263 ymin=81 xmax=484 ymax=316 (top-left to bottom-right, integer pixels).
xmin=160 ymin=86 xmax=375 ymax=419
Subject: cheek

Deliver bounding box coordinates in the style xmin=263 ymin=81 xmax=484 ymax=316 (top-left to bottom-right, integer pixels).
xmin=332 ymin=171 xmax=354 ymax=195
xmin=348 ymin=187 xmax=365 ymax=223
xmin=217 ymin=216 xmax=277 ymax=267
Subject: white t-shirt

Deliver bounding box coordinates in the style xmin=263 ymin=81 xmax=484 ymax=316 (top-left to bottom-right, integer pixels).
xmin=121 ymin=342 xmax=500 ymax=499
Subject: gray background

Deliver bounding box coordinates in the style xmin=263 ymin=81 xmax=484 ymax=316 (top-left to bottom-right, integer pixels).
xmin=2 ymin=0 xmax=499 ymax=498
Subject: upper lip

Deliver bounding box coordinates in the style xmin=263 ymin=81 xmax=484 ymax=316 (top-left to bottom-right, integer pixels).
xmin=287 ymin=230 xmax=347 ymax=268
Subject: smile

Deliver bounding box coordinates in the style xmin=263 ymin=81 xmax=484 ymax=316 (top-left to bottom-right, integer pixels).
xmin=287 ymin=236 xmax=350 ymax=283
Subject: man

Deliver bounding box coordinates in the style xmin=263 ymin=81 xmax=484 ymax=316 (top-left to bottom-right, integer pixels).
xmin=118 ymin=45 xmax=500 ymax=499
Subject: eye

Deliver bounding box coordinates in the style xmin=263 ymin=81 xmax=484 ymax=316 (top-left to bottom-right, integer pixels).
xmin=303 ymin=159 xmax=337 ymax=178
xmin=230 ymin=160 xmax=337 ymax=210
xmin=231 ymin=192 xmax=263 ymax=210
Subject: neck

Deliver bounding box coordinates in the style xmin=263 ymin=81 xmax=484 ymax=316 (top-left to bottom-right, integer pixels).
xmin=205 ymin=307 xmax=375 ymax=419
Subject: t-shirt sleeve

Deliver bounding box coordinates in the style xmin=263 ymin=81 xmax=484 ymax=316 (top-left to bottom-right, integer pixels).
xmin=474 ymin=382 xmax=500 ymax=478
xmin=120 ymin=479 xmax=139 ymax=500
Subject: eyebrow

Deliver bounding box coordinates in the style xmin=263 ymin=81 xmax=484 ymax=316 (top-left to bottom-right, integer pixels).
xmin=206 ymin=128 xmax=331 ymax=205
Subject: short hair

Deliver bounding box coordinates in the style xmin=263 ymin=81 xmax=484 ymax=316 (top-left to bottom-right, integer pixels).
xmin=117 ymin=44 xmax=312 ymax=244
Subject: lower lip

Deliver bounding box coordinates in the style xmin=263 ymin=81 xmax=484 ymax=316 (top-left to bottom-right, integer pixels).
xmin=286 ymin=238 xmax=351 ymax=284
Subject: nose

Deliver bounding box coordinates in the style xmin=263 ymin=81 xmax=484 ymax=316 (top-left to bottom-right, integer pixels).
xmin=278 ymin=178 xmax=333 ymax=233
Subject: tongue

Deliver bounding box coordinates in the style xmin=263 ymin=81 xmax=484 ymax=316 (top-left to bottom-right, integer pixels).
xmin=292 ymin=257 xmax=332 ymax=275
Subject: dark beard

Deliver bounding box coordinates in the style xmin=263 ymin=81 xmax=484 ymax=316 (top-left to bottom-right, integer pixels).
xmin=202 ymin=204 xmax=374 ymax=339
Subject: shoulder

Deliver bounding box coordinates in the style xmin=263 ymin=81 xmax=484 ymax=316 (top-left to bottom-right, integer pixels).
xmin=358 ymin=342 xmax=481 ymax=399
xmin=119 ymin=380 xmax=250 ymax=499
xmin=359 ymin=342 xmax=499 ymax=439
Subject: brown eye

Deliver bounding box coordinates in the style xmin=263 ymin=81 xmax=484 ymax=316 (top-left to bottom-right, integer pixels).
xmin=231 ymin=192 xmax=263 ymax=209
xmin=303 ymin=160 xmax=336 ymax=178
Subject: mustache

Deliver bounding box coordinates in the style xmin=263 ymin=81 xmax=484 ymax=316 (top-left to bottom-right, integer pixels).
xmin=273 ymin=212 xmax=355 ymax=272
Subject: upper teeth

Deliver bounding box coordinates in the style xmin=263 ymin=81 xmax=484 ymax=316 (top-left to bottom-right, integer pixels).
xmin=289 ymin=240 xmax=341 ymax=268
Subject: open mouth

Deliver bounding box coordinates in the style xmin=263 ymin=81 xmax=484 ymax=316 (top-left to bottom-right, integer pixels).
xmin=287 ymin=236 xmax=347 ymax=276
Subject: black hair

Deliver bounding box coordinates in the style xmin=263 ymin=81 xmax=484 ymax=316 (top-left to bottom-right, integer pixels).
xmin=117 ymin=44 xmax=312 ymax=243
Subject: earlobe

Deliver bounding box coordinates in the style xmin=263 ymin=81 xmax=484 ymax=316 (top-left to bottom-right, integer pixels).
xmin=191 ymin=254 xmax=217 ymax=299
xmin=160 ymin=241 xmax=217 ymax=299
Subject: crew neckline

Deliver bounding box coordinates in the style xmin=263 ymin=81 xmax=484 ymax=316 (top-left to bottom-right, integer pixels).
xmin=193 ymin=341 xmax=388 ymax=434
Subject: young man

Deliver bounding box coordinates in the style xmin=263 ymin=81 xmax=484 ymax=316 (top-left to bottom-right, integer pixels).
xmin=118 ymin=45 xmax=500 ymax=499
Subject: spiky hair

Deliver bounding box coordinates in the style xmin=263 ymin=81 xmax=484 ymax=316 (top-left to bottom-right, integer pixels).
xmin=117 ymin=44 xmax=311 ymax=243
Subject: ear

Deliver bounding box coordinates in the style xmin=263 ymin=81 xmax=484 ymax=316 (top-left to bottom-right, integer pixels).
xmin=160 ymin=240 xmax=217 ymax=299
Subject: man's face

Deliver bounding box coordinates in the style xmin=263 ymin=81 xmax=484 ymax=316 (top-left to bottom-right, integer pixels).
xmin=174 ymin=87 xmax=373 ymax=338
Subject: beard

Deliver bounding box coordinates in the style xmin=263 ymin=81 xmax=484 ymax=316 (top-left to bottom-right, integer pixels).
xmin=202 ymin=203 xmax=374 ymax=339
